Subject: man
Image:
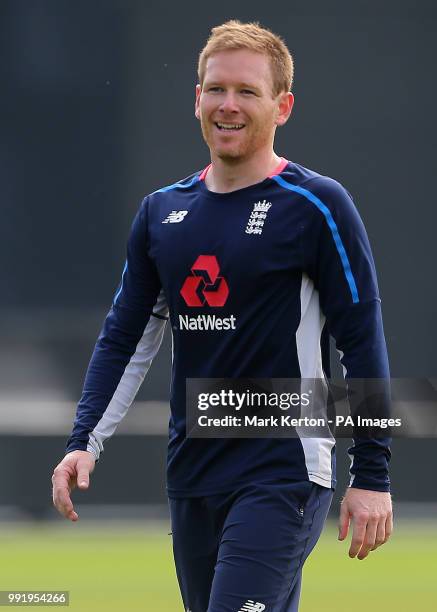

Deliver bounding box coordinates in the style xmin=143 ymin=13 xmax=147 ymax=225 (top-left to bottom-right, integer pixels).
xmin=52 ymin=20 xmax=393 ymax=612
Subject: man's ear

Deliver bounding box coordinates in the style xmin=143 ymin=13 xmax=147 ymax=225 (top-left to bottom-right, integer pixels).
xmin=276 ymin=92 xmax=294 ymax=127
xmin=195 ymin=84 xmax=201 ymax=120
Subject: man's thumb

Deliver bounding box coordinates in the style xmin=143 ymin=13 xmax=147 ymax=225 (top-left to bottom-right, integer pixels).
xmin=77 ymin=470 xmax=90 ymax=489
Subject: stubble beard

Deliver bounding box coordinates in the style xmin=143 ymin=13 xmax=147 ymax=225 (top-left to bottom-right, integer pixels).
xmin=200 ymin=118 xmax=263 ymax=163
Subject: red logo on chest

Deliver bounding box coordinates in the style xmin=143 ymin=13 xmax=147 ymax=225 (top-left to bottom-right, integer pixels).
xmin=180 ymin=255 xmax=229 ymax=307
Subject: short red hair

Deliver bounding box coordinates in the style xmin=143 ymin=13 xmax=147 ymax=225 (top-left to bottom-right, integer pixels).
xmin=198 ymin=20 xmax=294 ymax=97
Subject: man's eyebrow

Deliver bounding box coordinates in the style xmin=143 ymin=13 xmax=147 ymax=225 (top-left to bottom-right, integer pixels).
xmin=239 ymin=82 xmax=261 ymax=90
xmin=203 ymin=80 xmax=262 ymax=91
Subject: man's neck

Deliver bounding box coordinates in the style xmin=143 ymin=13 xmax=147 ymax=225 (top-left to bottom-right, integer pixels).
xmin=204 ymin=150 xmax=283 ymax=193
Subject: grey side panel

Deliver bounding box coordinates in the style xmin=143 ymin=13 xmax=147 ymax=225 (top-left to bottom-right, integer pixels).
xmin=296 ymin=274 xmax=335 ymax=488
xmin=87 ymin=289 xmax=169 ymax=458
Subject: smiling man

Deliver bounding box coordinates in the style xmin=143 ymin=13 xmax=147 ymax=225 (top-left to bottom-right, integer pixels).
xmin=195 ymin=47 xmax=289 ymax=183
xmin=52 ymin=20 xmax=393 ymax=612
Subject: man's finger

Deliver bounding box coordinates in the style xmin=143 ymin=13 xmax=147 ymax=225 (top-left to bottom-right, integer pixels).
xmin=371 ymin=516 xmax=387 ymax=550
xmin=384 ymin=512 xmax=393 ymax=543
xmin=357 ymin=517 xmax=378 ymax=559
xmin=348 ymin=515 xmax=368 ymax=558
xmin=338 ymin=500 xmax=350 ymax=541
xmin=53 ymin=485 xmax=78 ymax=521
xmin=52 ymin=464 xmax=79 ymax=521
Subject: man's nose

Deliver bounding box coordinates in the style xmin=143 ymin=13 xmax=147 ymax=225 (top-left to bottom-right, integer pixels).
xmin=219 ymin=92 xmax=239 ymax=113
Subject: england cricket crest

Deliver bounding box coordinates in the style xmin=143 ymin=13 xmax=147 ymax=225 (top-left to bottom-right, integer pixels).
xmin=245 ymin=200 xmax=272 ymax=235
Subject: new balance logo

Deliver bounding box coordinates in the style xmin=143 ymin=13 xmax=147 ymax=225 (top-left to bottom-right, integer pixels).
xmin=238 ymin=601 xmax=266 ymax=612
xmin=162 ymin=210 xmax=188 ymax=223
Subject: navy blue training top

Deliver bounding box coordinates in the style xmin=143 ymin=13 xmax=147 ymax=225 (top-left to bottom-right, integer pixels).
xmin=65 ymin=158 xmax=391 ymax=496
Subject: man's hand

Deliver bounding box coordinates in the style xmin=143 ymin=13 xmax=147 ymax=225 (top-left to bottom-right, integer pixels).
xmin=338 ymin=487 xmax=393 ymax=560
xmin=51 ymin=450 xmax=96 ymax=522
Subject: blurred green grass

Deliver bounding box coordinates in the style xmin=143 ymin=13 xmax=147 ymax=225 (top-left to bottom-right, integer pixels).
xmin=0 ymin=520 xmax=436 ymax=611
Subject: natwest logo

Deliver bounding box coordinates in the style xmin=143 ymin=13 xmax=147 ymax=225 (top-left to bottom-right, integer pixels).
xmin=179 ymin=314 xmax=236 ymax=331
xmin=180 ymin=255 xmax=229 ymax=307
xmin=179 ymin=255 xmax=236 ymax=331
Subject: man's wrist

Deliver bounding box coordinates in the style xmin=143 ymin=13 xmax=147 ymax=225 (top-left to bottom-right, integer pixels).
xmin=349 ymin=481 xmax=391 ymax=493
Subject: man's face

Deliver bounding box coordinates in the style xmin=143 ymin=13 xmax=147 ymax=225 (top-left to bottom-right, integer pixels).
xmin=195 ymin=49 xmax=292 ymax=162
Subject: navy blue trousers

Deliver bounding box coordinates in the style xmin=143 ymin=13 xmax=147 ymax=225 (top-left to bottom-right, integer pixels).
xmin=169 ymin=480 xmax=333 ymax=612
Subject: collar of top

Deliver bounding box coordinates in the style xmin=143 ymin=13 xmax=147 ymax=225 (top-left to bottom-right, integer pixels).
xmin=198 ymin=157 xmax=288 ymax=182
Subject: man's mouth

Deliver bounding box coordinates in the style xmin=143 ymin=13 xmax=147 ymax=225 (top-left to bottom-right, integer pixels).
xmin=214 ymin=122 xmax=245 ymax=131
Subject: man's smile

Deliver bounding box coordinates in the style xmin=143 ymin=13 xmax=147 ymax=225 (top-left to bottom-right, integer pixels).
xmin=214 ymin=122 xmax=245 ymax=131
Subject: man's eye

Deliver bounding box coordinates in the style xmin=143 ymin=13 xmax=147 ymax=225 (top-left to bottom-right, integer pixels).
xmin=241 ymin=89 xmax=255 ymax=95
xmin=208 ymin=87 xmax=223 ymax=92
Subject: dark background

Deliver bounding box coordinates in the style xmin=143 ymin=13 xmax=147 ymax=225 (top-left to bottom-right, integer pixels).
xmin=0 ymin=0 xmax=436 ymax=516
